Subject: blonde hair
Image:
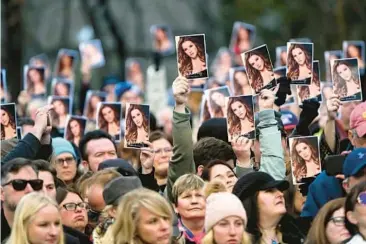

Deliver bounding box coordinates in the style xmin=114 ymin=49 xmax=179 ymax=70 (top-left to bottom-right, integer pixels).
xmin=7 ymin=192 xmax=65 ymax=244
xmin=204 ymin=180 xmax=226 ymax=198
xmin=112 ymin=188 xmax=174 ymax=244
xmin=172 ymin=173 xmax=205 ymax=205
xmin=202 ymin=229 xmax=252 ymax=244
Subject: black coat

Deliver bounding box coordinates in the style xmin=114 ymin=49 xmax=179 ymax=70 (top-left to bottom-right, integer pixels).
xmin=63 ymin=225 xmax=92 ymax=244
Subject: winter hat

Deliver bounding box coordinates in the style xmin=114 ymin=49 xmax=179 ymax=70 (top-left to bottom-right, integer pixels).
xmin=349 ymin=101 xmax=366 ymax=138
xmin=115 ymin=81 xmax=142 ymax=101
xmin=103 ymin=175 xmax=142 ymax=205
xmin=197 ymin=118 xmax=229 ymax=144
xmin=205 ymin=192 xmax=247 ymax=231
xmin=98 ymin=158 xmax=138 ymax=177
xmin=101 ymin=75 xmax=121 ymax=90
xmin=52 ymin=137 xmax=76 ymax=158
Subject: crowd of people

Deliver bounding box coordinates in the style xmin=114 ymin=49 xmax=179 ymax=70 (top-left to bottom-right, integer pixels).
xmin=1 ymin=20 xmax=366 ymax=244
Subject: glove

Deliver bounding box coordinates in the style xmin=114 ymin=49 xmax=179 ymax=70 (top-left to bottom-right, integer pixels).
xmin=275 ymin=77 xmax=292 ymax=107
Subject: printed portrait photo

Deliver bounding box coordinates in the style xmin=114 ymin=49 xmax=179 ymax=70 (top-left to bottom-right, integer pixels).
xmin=296 ymin=61 xmax=322 ymax=105
xmin=23 ymin=65 xmax=46 ymax=97
xmin=1 ymin=103 xmax=17 ymax=140
xmin=51 ymin=78 xmax=74 ymax=97
xmin=79 ymin=39 xmax=105 ymax=69
xmin=275 ymin=46 xmax=287 ymax=67
xmin=289 ymin=37 xmax=312 ymax=43
xmin=229 ymin=21 xmax=256 ymax=55
xmin=229 ymin=67 xmax=253 ymax=96
xmin=97 ymin=102 xmax=122 ymax=141
xmin=331 ymin=58 xmax=362 ymax=102
xmin=286 ymin=42 xmax=314 ymax=84
xmin=242 ymin=44 xmax=277 ymax=93
xmin=55 ymin=49 xmax=78 ymax=80
xmin=175 ymin=34 xmax=208 ymax=80
xmin=343 ymin=40 xmax=365 ymax=75
xmin=289 ymin=136 xmax=321 ymax=184
xmin=211 ymin=47 xmax=233 ymax=83
xmin=64 ymin=115 xmax=87 ymax=147
xmin=1 ymin=69 xmax=8 ymax=103
xmin=83 ymin=90 xmax=107 ymax=121
xmin=48 ymin=96 xmax=72 ymax=129
xmin=125 ymin=58 xmax=145 ymax=92
xmin=29 ymin=53 xmax=51 ymax=80
xmin=124 ymin=103 xmax=150 ymax=149
xmin=324 ymin=50 xmax=343 ymax=81
xmin=226 ymin=95 xmax=255 ymax=141
xmin=204 ymin=86 xmax=231 ymax=118
xmin=150 ymin=24 xmax=174 ymax=56
xmin=199 ymin=94 xmax=211 ymax=125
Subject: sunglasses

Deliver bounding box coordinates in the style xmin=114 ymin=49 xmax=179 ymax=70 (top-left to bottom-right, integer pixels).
xmin=357 ymin=191 xmax=366 ymax=205
xmin=2 ymin=179 xmax=43 ymax=191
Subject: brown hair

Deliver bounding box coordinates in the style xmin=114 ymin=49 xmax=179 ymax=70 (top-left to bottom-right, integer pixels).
xmin=227 ymin=96 xmax=254 ymax=138
xmin=305 ymin=198 xmax=346 ymax=244
xmin=245 ymin=49 xmax=273 ymax=93
xmin=177 ymin=36 xmax=206 ymax=76
xmin=87 ymin=94 xmax=102 ymax=120
xmin=332 ymin=60 xmax=360 ymax=97
xmin=98 ymin=103 xmax=120 ymax=133
xmin=0 ymin=106 xmax=16 ymax=140
xmin=26 ymin=67 xmax=45 ymax=94
xmin=287 ymin=44 xmax=312 ymax=80
xmin=66 ymin=118 xmax=85 ymax=142
xmin=233 ymin=70 xmax=249 ymax=96
xmin=125 ymin=104 xmax=148 ymax=143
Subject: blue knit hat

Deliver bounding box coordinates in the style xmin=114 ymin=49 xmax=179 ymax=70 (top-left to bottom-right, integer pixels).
xmin=115 ymin=81 xmax=142 ymax=101
xmin=52 ymin=137 xmax=76 ymax=158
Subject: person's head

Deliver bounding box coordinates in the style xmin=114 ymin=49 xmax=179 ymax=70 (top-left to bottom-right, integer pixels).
xmin=27 ymin=67 xmax=44 ymax=85
xmin=155 ymin=26 xmax=168 ymax=42
xmin=126 ymin=104 xmax=148 ymax=134
xmin=172 ymin=174 xmax=206 ymax=221
xmin=203 ymin=192 xmax=250 ymax=244
xmin=58 ymin=54 xmax=73 ymax=71
xmin=291 ymin=137 xmax=319 ymax=179
xmin=227 ymin=96 xmax=254 ymax=136
xmin=54 ymin=82 xmax=69 ymax=96
xmin=306 ymin=198 xmax=350 ymax=244
xmin=52 ymin=99 xmax=67 ymax=116
xmin=102 ymin=175 xmax=142 ymax=218
xmin=32 ymin=160 xmax=58 ymax=200
xmin=342 ymin=148 xmax=366 ymax=193
xmin=232 ymin=172 xmax=289 ymax=235
xmin=345 ymin=181 xmax=366 ymax=236
xmin=193 ymin=137 xmax=236 ymax=175
xmin=98 ymin=104 xmax=119 ymax=131
xmin=112 ymin=188 xmax=174 ymax=244
xmin=150 ymin=131 xmax=172 ymax=177
xmin=1 ymin=106 xmax=16 ymax=128
xmin=244 ymin=49 xmax=272 ymax=92
xmin=56 ymin=187 xmax=89 ymax=233
xmin=79 ymin=130 xmax=117 ymax=172
xmin=177 ymin=36 xmax=205 ymax=75
xmin=348 ymin=102 xmax=366 ymax=148
xmin=18 ymin=117 xmax=34 ymax=136
xmin=66 ymin=118 xmax=84 ymax=141
xmin=287 ymin=44 xmax=312 ymax=78
xmin=202 ymin=160 xmax=237 ymax=193
xmin=8 ymin=192 xmax=64 ymax=244
xmin=1 ymin=158 xmax=42 ymax=213
xmin=284 ymin=174 xmax=306 ymax=217
xmin=52 ymin=138 xmax=78 ymax=185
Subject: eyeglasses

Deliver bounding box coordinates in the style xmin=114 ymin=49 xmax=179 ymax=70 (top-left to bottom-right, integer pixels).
xmin=62 ymin=202 xmax=90 ymax=211
xmin=2 ymin=179 xmax=43 ymax=191
xmin=88 ymin=209 xmax=102 ymax=222
xmin=154 ymin=147 xmax=173 ymax=154
xmin=357 ymin=191 xmax=366 ymax=205
xmin=329 ymin=216 xmax=345 ymax=226
xmin=56 ymin=157 xmax=75 ymax=165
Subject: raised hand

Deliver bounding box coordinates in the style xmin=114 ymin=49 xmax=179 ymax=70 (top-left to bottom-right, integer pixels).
xmin=140 ymin=141 xmax=155 ymax=174
xmin=32 ymin=105 xmax=54 ymax=141
xmin=326 ymin=94 xmax=341 ymax=119
xmin=231 ymin=136 xmax=253 ymax=167
xmin=258 ymin=85 xmax=279 ymax=111
xmin=172 ymin=76 xmax=190 ymax=106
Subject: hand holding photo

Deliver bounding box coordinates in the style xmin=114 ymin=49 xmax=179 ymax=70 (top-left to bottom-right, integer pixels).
xmin=64 ymin=115 xmax=87 ymax=147
xmin=124 ymin=103 xmax=150 ymax=149
xmin=226 ymin=95 xmax=255 ymax=141
xmin=55 ymin=49 xmax=78 ymax=80
xmin=23 ymin=65 xmax=46 ymax=97
xmin=296 ymin=61 xmax=322 ymax=104
xmin=242 ymin=44 xmax=277 ymax=93
xmin=79 ymin=39 xmax=105 ymax=69
xmin=175 ymin=34 xmax=208 ymax=80
xmin=324 ymin=50 xmax=343 ymax=81
xmin=150 ymin=24 xmax=174 ymax=55
xmin=96 ymin=102 xmax=122 ymax=141
xmin=289 ymin=136 xmax=321 ymax=184
xmin=1 ymin=103 xmax=17 ymax=140
xmin=343 ymin=40 xmax=365 ymax=74
xmin=204 ymin=86 xmax=231 ymax=118
xmin=229 ymin=67 xmax=253 ymax=96
xmin=48 ymin=96 xmax=72 ymax=129
xmin=330 ymin=58 xmax=362 ymax=102
xmin=51 ymin=78 xmax=73 ymax=97
xmin=286 ymin=42 xmax=314 ymax=84
xmin=84 ymin=90 xmax=107 ymax=120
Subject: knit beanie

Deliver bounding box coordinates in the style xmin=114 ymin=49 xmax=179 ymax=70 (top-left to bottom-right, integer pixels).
xmin=52 ymin=137 xmax=76 ymax=158
xmin=205 ymin=192 xmax=247 ymax=231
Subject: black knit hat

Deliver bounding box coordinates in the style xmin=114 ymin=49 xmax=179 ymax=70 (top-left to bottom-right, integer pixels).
xmin=232 ymin=172 xmax=289 ymax=202
xmin=103 ymin=175 xmax=142 ymax=205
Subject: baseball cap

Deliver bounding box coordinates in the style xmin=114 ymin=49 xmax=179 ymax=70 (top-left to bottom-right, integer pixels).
xmin=281 ymin=110 xmax=298 ymax=131
xmin=343 ymin=148 xmax=366 ymax=178
xmin=350 ymin=102 xmax=366 ymax=138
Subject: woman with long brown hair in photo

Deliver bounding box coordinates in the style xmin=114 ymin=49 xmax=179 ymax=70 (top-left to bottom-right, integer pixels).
xmin=227 ymin=96 xmax=255 ymax=141
xmin=231 ymin=68 xmax=253 ymax=96
xmin=1 ymin=105 xmax=16 ymax=140
xmin=177 ymin=36 xmax=207 ymax=78
xmin=332 ymin=59 xmax=361 ymax=98
xmin=287 ymin=44 xmax=312 ymax=82
xmin=125 ymin=104 xmax=149 ymax=145
xmin=244 ymin=49 xmax=275 ymax=93
xmin=98 ymin=103 xmax=121 ymax=139
xmin=66 ymin=118 xmax=85 ymax=147
xmin=291 ymin=137 xmax=321 ymax=183
xmin=26 ymin=67 xmax=46 ymax=96
xmin=56 ymin=54 xmax=74 ymax=80
xmin=207 ymin=89 xmax=228 ymax=118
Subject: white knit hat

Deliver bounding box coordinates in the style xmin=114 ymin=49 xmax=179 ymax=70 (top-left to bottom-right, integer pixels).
xmin=204 ymin=192 xmax=247 ymax=231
